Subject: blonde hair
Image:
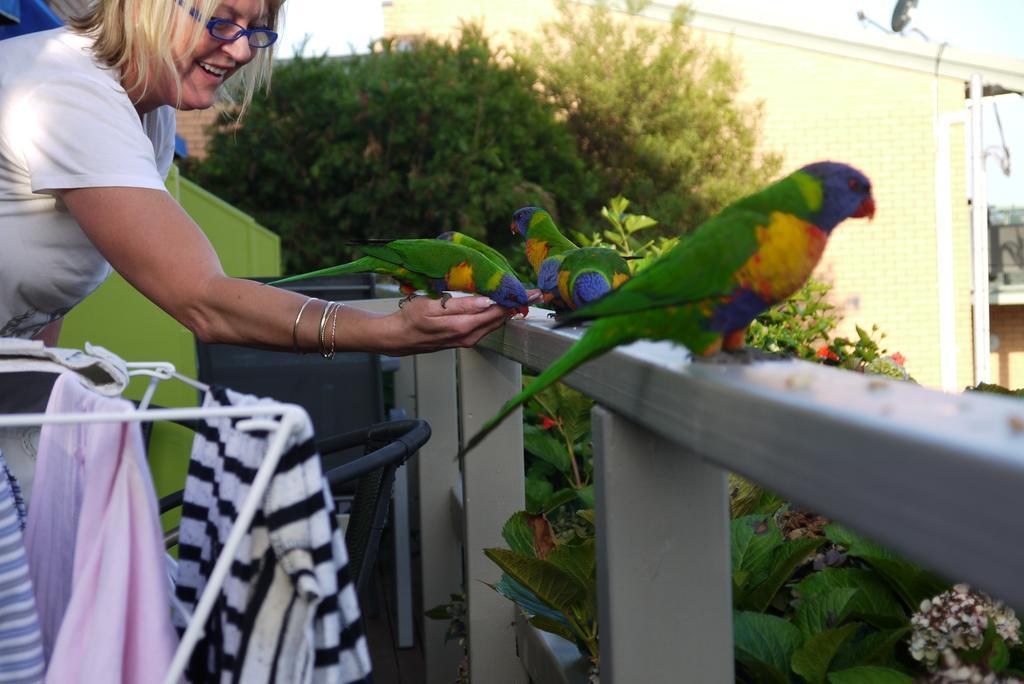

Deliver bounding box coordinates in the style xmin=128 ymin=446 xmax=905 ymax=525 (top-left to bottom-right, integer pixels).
xmin=68 ymin=0 xmax=283 ymax=118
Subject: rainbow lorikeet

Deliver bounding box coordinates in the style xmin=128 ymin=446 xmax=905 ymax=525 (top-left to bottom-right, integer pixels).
xmin=548 ymin=246 xmax=633 ymax=311
xmin=511 ymin=206 xmax=578 ymax=274
xmin=464 ymin=161 xmax=875 ymax=455
xmin=269 ymin=239 xmax=531 ymax=314
xmin=511 ymin=207 xmax=631 ymax=311
xmin=436 ymin=231 xmax=516 ymax=274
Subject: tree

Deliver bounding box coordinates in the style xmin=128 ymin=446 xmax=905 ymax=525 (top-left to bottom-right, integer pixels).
xmin=517 ymin=0 xmax=781 ymax=234
xmin=184 ymin=25 xmax=597 ymax=272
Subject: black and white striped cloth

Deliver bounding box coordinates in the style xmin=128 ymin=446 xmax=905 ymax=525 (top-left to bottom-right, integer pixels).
xmin=173 ymin=387 xmax=372 ymax=684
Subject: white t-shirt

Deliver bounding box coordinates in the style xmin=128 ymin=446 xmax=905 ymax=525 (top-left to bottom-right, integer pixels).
xmin=0 ymin=27 xmax=176 ymax=338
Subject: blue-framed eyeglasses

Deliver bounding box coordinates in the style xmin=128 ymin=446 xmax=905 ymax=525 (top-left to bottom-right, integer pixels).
xmin=205 ymin=18 xmax=277 ymax=48
xmin=174 ymin=0 xmax=278 ymax=48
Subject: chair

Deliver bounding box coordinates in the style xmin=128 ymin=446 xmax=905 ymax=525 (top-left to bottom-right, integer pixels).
xmin=159 ymin=417 xmax=431 ymax=595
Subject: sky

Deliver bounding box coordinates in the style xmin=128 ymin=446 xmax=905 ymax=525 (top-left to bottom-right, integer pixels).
xmin=276 ymin=0 xmax=1024 ymax=205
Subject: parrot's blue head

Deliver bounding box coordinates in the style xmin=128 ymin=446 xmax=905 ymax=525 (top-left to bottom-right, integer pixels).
xmin=799 ymin=161 xmax=875 ymax=234
xmin=437 ymin=231 xmax=456 ymax=241
xmin=511 ymin=206 xmax=548 ymax=238
xmin=491 ymin=273 xmax=531 ymax=315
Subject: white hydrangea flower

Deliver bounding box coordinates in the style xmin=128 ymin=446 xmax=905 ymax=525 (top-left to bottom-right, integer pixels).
xmin=921 ymin=650 xmax=1024 ymax=684
xmin=909 ymin=584 xmax=1021 ymax=670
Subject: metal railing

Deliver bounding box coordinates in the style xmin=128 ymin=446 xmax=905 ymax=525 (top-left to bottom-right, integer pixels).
xmin=352 ymin=297 xmax=1024 ymax=683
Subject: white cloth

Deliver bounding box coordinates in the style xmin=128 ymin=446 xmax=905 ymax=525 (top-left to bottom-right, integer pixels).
xmin=0 ymin=339 xmax=129 ymax=397
xmin=174 ymin=387 xmax=372 ymax=684
xmin=0 ymin=27 xmax=176 ymax=339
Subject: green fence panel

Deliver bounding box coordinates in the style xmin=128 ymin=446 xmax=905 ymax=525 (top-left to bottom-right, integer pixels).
xmin=59 ymin=165 xmax=281 ymax=502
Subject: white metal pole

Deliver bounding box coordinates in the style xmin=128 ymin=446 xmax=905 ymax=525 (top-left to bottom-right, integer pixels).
xmin=970 ymin=73 xmax=991 ymax=384
xmin=935 ymin=111 xmax=963 ymax=392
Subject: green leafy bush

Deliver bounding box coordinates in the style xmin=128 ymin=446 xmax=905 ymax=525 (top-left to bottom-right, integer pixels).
xmin=518 ymin=0 xmax=781 ymax=234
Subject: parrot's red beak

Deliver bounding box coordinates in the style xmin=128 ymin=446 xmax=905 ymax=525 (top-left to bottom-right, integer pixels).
xmin=517 ymin=305 xmax=530 ymax=317
xmin=541 ymin=293 xmax=555 ymax=304
xmin=853 ymin=195 xmax=876 ymax=220
xmin=510 ymin=222 xmax=518 ymax=235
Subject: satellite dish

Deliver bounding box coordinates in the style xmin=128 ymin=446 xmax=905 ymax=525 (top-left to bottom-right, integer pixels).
xmin=890 ymin=0 xmax=919 ymax=32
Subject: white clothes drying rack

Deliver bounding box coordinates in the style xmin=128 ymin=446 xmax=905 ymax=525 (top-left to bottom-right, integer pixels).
xmin=0 ymin=359 xmax=310 ymax=684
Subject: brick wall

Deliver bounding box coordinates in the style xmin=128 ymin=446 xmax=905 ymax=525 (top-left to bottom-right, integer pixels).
xmin=384 ymin=0 xmax=981 ymax=389
xmin=992 ymin=305 xmax=1024 ymax=389
xmin=175 ymin=108 xmax=221 ymax=161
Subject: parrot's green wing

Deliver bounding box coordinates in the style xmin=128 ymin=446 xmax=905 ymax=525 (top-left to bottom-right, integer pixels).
xmin=444 ymin=232 xmax=516 ymax=273
xmin=360 ymin=240 xmax=502 ymax=280
xmin=557 ymin=206 xmax=764 ymax=324
xmin=268 ymin=257 xmax=392 ymax=285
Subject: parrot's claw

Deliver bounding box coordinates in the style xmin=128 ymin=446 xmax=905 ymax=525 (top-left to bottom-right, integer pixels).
xmin=398 ymin=294 xmax=420 ymax=309
xmin=440 ymin=293 xmax=452 ymax=309
xmin=546 ymin=312 xmax=557 ymax=319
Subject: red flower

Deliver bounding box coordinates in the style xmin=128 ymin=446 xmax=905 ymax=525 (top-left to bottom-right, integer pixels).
xmin=817 ymin=346 xmax=839 ymax=362
xmin=891 ymin=352 xmax=906 ymax=367
xmin=540 ymin=415 xmax=559 ymax=430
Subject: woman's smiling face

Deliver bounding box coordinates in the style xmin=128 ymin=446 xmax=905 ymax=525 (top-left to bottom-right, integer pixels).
xmin=132 ymin=0 xmax=267 ymax=114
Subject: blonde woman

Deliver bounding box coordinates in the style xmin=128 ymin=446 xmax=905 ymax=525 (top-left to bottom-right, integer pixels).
xmin=0 ymin=0 xmax=520 ymax=354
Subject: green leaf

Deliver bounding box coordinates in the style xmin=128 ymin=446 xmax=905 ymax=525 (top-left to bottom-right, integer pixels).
xmin=525 ymin=477 xmax=553 ymax=515
xmin=484 ymin=548 xmax=586 ymax=617
xmin=575 ymin=484 xmax=595 ymax=508
xmin=523 ymin=425 xmax=572 ymax=473
xmin=547 ymin=539 xmax=596 ymax=589
xmin=733 ymin=610 xmax=803 ymax=680
xmin=743 ymin=537 xmax=824 ymax=612
xmin=824 ymin=524 xmax=947 ymax=608
xmin=541 ymin=487 xmax=579 ymax=514
xmin=501 ymin=511 xmax=537 ymax=558
xmin=576 ymin=509 xmax=595 ymax=526
xmin=491 ymin=574 xmax=573 ymax=629
xmin=827 ymin=666 xmax=911 ymax=683
xmin=737 ymin=657 xmax=790 ymax=684
xmin=731 ymin=516 xmax=784 ymax=597
xmin=794 ymin=588 xmax=859 ymax=637
xmin=796 ymin=569 xmax=908 ymax=628
xmin=831 ymin=626 xmax=910 ymax=671
xmin=791 ymin=623 xmax=861 ymax=684
xmin=529 ymin=614 xmax=580 ymax=648
xmin=991 ymin=633 xmax=1011 ymax=673
xmin=424 ymin=604 xmax=451 ymax=620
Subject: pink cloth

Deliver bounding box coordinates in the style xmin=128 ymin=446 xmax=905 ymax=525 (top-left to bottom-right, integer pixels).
xmin=25 ymin=373 xmax=177 ymax=683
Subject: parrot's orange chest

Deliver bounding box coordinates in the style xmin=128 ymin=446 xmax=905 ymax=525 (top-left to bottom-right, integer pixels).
xmin=736 ymin=212 xmax=828 ymax=303
xmin=445 ymin=262 xmax=476 ymax=292
xmin=526 ymin=239 xmax=548 ymax=273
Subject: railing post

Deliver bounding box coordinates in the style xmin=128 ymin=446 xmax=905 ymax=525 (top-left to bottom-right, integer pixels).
xmin=457 ymin=347 xmax=528 ymax=683
xmin=400 ymin=350 xmax=466 ymax=683
xmin=592 ymin=406 xmax=734 ymax=683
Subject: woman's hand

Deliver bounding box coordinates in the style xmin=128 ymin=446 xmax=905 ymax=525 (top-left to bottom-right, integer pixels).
xmin=369 ymin=294 xmax=529 ymax=356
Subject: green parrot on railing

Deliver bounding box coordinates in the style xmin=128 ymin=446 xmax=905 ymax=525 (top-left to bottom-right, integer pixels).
xmin=511 ymin=207 xmax=632 ymax=312
xmin=464 ymin=161 xmax=876 ymax=455
xmin=269 ymin=239 xmax=531 ymax=314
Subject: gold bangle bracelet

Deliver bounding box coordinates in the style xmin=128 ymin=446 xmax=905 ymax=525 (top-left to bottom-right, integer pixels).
xmin=326 ymin=302 xmax=342 ymax=360
xmin=292 ymin=298 xmax=317 ymax=355
xmin=317 ymin=301 xmax=334 ymax=358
